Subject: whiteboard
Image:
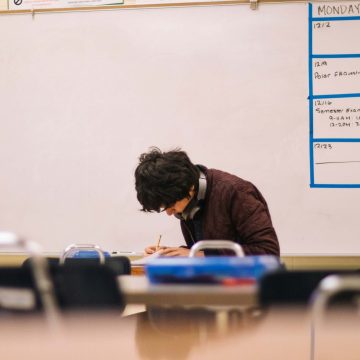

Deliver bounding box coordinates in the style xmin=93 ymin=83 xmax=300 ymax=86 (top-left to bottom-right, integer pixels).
xmin=0 ymin=2 xmax=359 ymax=255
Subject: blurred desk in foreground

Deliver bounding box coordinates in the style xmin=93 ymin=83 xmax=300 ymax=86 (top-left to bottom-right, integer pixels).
xmin=119 ymin=275 xmax=258 ymax=308
xmin=1 ymin=309 xmax=359 ymax=360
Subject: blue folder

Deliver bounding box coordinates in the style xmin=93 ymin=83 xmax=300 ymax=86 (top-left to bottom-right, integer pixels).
xmin=70 ymin=250 xmax=111 ymax=259
xmin=146 ymin=255 xmax=281 ymax=285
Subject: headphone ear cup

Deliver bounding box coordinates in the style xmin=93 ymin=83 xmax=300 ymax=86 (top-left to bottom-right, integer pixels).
xmin=178 ymin=196 xmax=197 ymax=221
xmin=187 ymin=204 xmax=201 ymax=220
xmin=181 ymin=172 xmax=207 ymax=221
xmin=197 ymin=174 xmax=207 ymax=201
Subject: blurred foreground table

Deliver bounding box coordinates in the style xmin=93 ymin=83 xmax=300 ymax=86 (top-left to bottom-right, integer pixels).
xmin=1 ymin=309 xmax=359 ymax=360
xmin=119 ymin=275 xmax=258 ymax=308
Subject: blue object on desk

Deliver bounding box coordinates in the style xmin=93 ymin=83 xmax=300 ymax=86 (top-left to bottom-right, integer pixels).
xmin=70 ymin=250 xmax=111 ymax=259
xmin=146 ymin=256 xmax=281 ymax=284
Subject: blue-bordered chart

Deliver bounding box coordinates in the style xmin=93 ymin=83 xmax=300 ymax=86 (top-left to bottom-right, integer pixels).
xmin=309 ymin=2 xmax=360 ymax=187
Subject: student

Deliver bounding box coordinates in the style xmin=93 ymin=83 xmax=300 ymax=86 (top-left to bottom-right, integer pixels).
xmin=135 ymin=147 xmax=280 ymax=257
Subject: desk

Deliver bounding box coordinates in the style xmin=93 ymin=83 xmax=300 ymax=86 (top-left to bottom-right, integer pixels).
xmin=119 ymin=275 xmax=258 ymax=308
xmin=0 ymin=309 xmax=359 ymax=360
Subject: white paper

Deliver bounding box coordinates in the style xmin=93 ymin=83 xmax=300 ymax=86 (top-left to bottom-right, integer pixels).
xmin=130 ymin=251 xmax=161 ymax=266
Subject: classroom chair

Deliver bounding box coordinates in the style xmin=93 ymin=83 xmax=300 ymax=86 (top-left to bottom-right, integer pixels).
xmin=0 ymin=231 xmax=125 ymax=316
xmin=258 ymin=269 xmax=360 ymax=308
xmin=310 ymin=274 xmax=360 ymax=360
xmin=0 ymin=263 xmax=125 ymax=314
xmin=311 ymin=273 xmax=360 ymax=318
xmin=23 ymin=255 xmax=131 ymax=276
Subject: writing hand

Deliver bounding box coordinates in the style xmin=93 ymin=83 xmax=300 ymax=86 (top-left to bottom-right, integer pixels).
xmin=144 ymin=245 xmax=166 ymax=255
xmin=159 ymin=247 xmax=205 ymax=257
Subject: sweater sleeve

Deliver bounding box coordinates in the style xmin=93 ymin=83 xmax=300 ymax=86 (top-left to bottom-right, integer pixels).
xmin=230 ymin=185 xmax=280 ymax=256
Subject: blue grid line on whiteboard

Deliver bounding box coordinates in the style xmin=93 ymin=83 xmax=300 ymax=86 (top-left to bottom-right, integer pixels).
xmin=312 ymin=54 xmax=360 ymax=58
xmin=313 ymin=138 xmax=360 ymax=142
xmin=311 ymin=184 xmax=360 ymax=188
xmin=312 ymin=93 xmax=360 ymax=99
xmin=312 ymin=16 xmax=360 ymax=21
xmin=309 ymin=3 xmax=315 ymax=186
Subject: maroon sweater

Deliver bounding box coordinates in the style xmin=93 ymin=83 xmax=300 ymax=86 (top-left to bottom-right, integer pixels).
xmin=180 ymin=167 xmax=280 ymax=256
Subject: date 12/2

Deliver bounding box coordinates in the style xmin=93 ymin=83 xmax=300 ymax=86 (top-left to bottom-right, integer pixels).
xmin=313 ymin=22 xmax=331 ymax=29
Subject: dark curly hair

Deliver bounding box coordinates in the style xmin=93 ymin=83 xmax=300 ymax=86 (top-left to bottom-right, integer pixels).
xmin=135 ymin=147 xmax=200 ymax=212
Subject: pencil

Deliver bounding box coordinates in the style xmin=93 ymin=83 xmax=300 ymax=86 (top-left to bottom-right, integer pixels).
xmin=156 ymin=234 xmax=162 ymax=252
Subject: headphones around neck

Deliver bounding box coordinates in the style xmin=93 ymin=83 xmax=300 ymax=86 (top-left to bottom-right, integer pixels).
xmin=175 ymin=170 xmax=207 ymax=221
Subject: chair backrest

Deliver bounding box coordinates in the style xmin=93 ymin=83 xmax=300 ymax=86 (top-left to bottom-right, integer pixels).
xmin=311 ymin=274 xmax=360 ymax=315
xmin=0 ymin=267 xmax=42 ymax=313
xmin=51 ymin=263 xmax=125 ymax=311
xmin=258 ymin=269 xmax=360 ymax=308
xmin=310 ymin=274 xmax=360 ymax=360
xmin=23 ymin=256 xmax=131 ymax=276
xmin=0 ymin=263 xmax=125 ymax=314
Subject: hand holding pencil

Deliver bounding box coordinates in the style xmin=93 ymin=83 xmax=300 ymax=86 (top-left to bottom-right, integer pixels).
xmin=144 ymin=234 xmax=163 ymax=255
xmin=144 ymin=234 xmax=202 ymax=257
xmin=155 ymin=234 xmax=162 ymax=251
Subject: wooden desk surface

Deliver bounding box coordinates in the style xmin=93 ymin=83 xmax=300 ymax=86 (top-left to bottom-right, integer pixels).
xmin=119 ymin=275 xmax=258 ymax=307
xmin=0 ymin=309 xmax=359 ymax=360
